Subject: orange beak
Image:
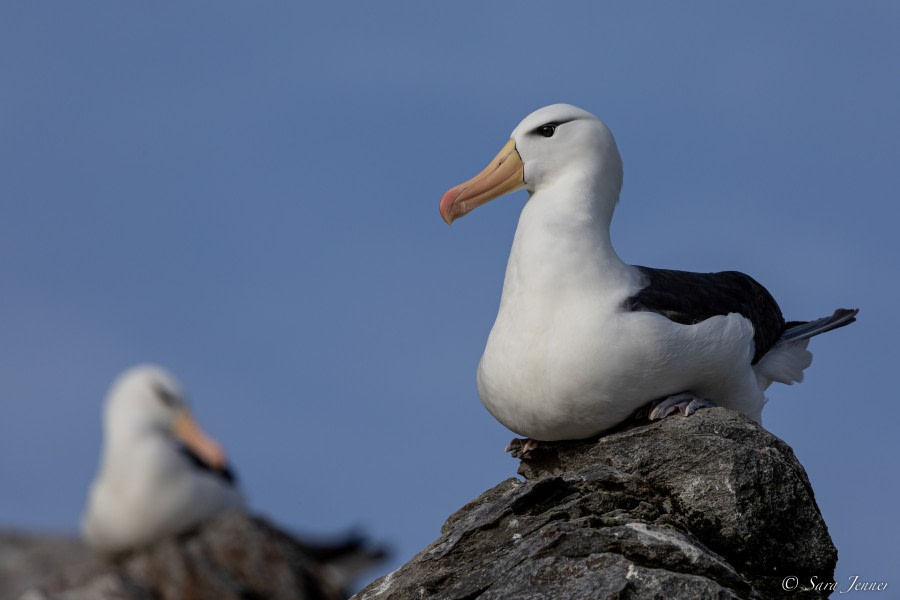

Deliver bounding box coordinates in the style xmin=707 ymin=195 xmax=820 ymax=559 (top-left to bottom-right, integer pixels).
xmin=172 ymin=410 xmax=228 ymax=471
xmin=439 ymin=139 xmax=525 ymax=225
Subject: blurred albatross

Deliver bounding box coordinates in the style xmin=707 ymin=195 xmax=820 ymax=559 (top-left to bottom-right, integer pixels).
xmin=81 ymin=365 xmax=244 ymax=553
xmin=440 ymin=104 xmax=858 ymax=449
xmin=81 ymin=365 xmax=388 ymax=595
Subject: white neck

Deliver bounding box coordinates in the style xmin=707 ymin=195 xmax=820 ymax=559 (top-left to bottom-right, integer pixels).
xmin=500 ymin=173 xmax=637 ymax=308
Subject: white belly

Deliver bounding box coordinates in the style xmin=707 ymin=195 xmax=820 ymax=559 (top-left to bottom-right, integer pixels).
xmin=477 ymin=302 xmax=765 ymax=440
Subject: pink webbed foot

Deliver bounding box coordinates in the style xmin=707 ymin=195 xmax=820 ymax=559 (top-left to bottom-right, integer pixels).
xmin=648 ymin=392 xmax=717 ymax=421
xmin=505 ymin=437 xmax=540 ymax=455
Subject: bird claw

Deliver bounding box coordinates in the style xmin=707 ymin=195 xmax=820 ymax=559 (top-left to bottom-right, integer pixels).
xmin=505 ymin=437 xmax=540 ymax=455
xmin=648 ymin=393 xmax=716 ymax=420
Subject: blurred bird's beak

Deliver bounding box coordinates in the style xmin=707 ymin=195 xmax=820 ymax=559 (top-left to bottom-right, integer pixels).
xmin=440 ymin=139 xmax=525 ymax=225
xmin=173 ymin=410 xmax=228 ymax=470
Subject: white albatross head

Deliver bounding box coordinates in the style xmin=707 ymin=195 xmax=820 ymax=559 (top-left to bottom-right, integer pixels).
xmin=439 ymin=103 xmax=623 ymax=224
xmin=104 ymin=364 xmax=229 ymax=471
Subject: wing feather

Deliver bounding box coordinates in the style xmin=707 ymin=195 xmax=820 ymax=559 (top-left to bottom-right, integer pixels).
xmin=625 ymin=267 xmax=785 ymax=364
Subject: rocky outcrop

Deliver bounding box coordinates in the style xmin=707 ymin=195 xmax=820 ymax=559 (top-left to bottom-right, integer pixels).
xmin=0 ymin=531 xmax=100 ymax=600
xmin=354 ymin=408 xmax=836 ymax=599
xmin=10 ymin=513 xmax=384 ymax=600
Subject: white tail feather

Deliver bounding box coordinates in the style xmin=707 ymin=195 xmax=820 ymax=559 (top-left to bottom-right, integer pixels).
xmin=754 ymin=339 xmax=812 ymax=389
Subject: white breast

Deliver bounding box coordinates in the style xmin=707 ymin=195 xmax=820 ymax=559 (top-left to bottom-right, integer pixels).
xmin=475 ymin=186 xmax=764 ymax=440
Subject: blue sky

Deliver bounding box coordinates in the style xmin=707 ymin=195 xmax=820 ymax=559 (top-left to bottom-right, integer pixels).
xmin=1 ymin=1 xmax=897 ymax=589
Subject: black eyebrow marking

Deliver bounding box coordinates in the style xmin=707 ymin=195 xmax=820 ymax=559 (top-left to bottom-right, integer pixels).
xmin=530 ymin=117 xmax=577 ymax=135
xmin=153 ymin=383 xmax=180 ymax=407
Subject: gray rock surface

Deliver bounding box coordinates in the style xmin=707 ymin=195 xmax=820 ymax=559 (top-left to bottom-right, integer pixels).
xmin=7 ymin=512 xmax=383 ymax=600
xmin=354 ymin=408 xmax=836 ymax=600
xmin=0 ymin=530 xmax=99 ymax=600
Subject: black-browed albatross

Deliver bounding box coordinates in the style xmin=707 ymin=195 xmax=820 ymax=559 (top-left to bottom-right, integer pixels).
xmin=81 ymin=365 xmax=245 ymax=553
xmin=439 ymin=104 xmax=857 ymax=450
xmin=81 ymin=365 xmax=388 ymax=593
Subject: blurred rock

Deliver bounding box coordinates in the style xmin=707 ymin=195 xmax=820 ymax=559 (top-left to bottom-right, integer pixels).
xmin=353 ymin=408 xmax=836 ymax=600
xmin=8 ymin=513 xmax=385 ymax=600
xmin=0 ymin=530 xmax=99 ymax=599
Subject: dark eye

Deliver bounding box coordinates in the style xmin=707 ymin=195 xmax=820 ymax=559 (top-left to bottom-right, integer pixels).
xmin=537 ymin=123 xmax=557 ymax=138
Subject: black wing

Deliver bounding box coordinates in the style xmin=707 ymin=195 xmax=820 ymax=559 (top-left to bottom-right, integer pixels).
xmin=178 ymin=444 xmax=238 ymax=486
xmin=624 ymin=266 xmax=785 ymax=364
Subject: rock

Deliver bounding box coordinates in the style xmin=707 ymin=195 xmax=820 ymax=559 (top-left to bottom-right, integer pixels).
xmin=0 ymin=530 xmax=100 ymax=600
xmin=353 ymin=408 xmax=836 ymax=600
xmin=12 ymin=512 xmax=385 ymax=600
